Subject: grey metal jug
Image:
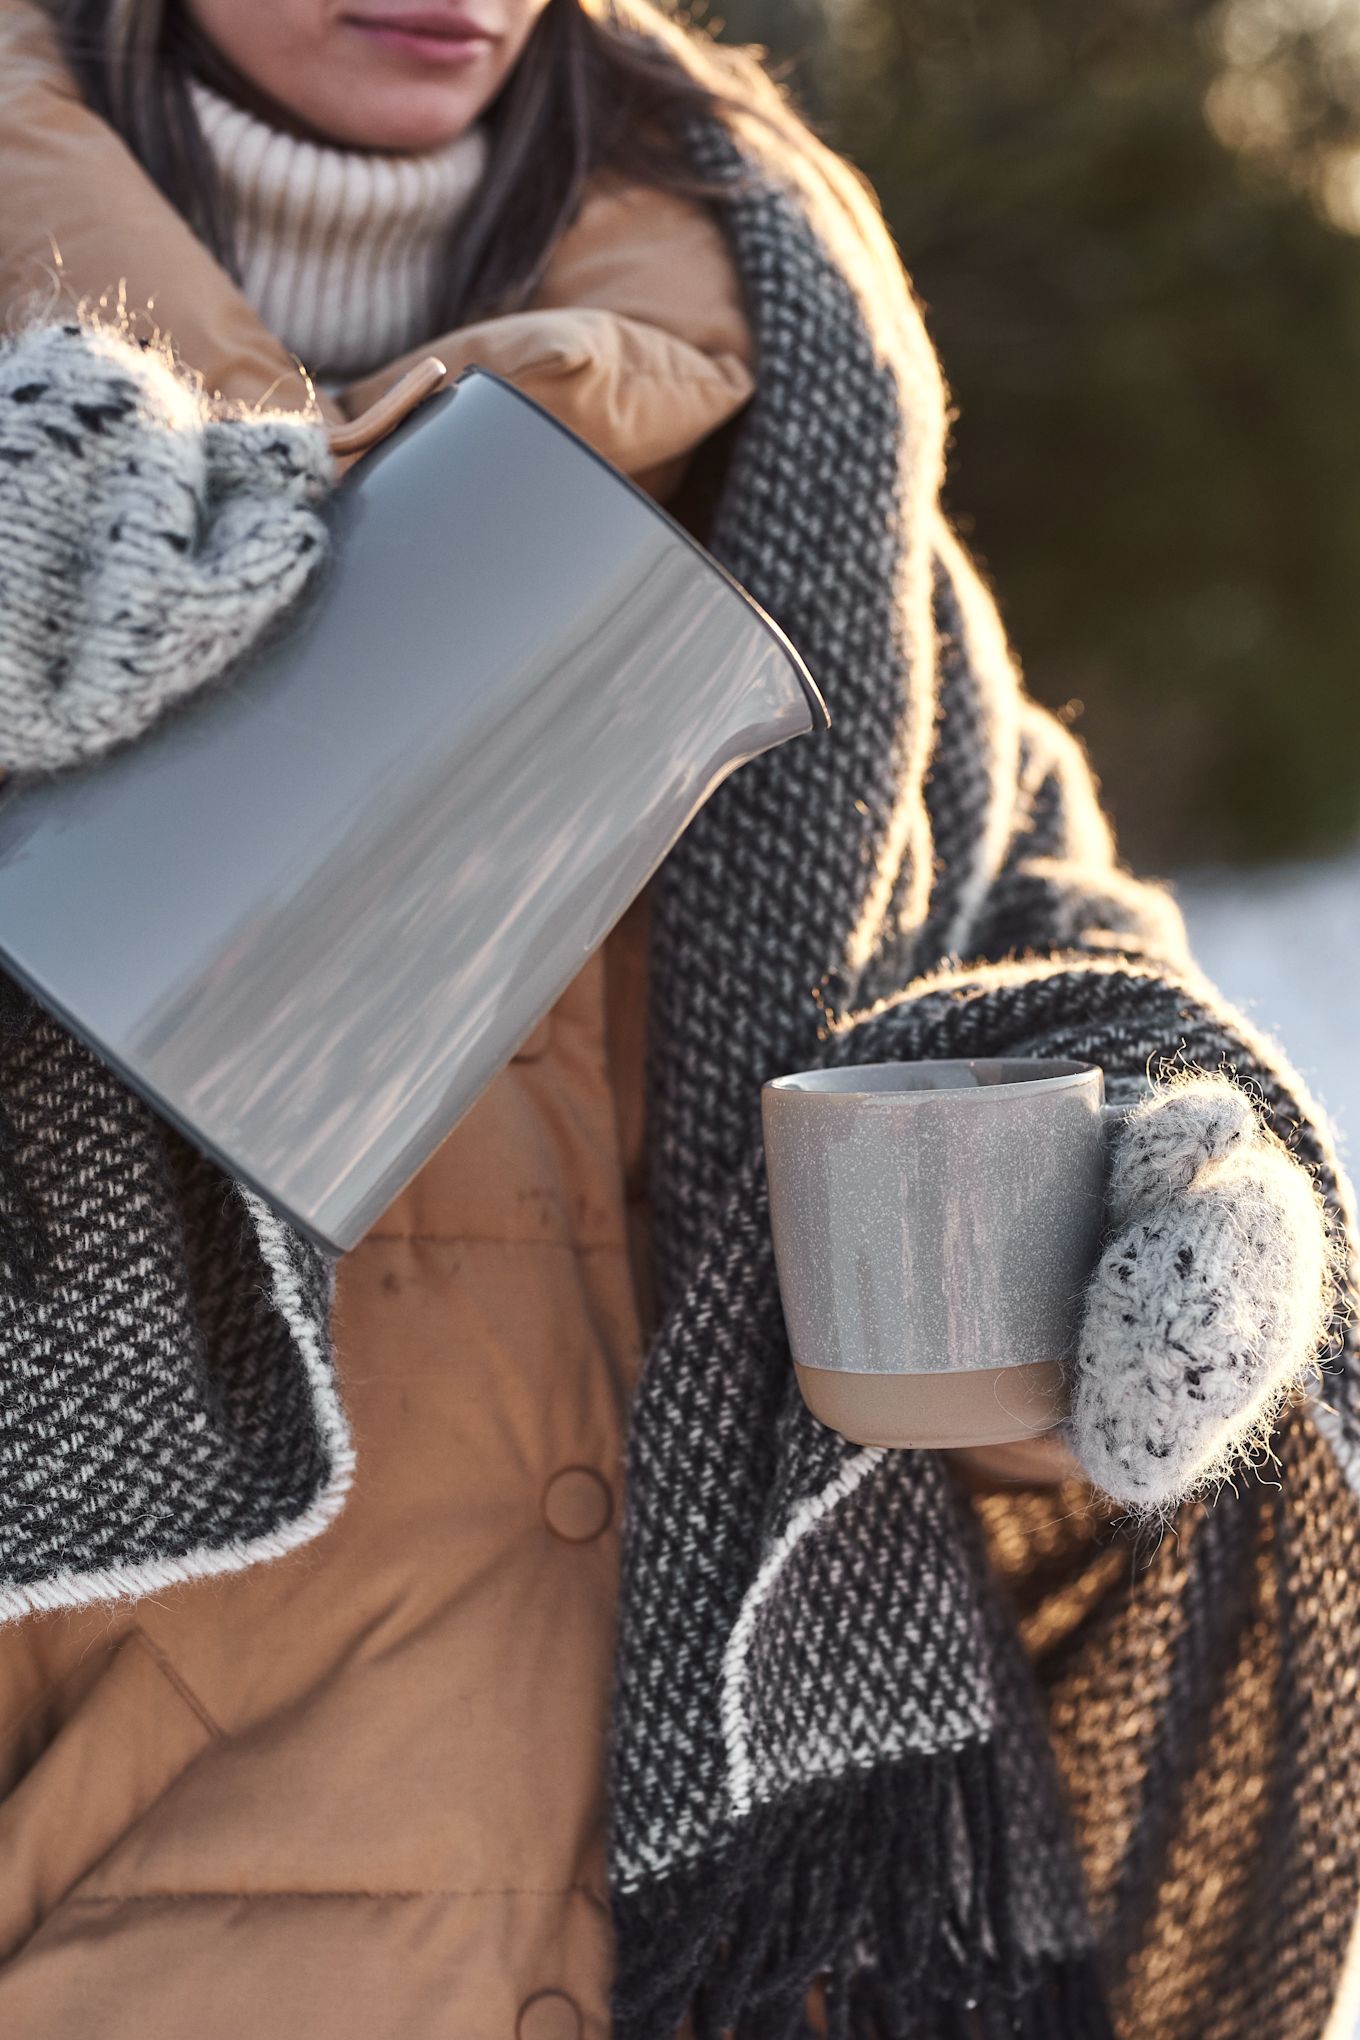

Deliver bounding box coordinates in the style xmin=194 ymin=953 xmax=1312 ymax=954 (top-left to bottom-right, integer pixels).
xmin=0 ymin=369 xmax=826 ymax=1251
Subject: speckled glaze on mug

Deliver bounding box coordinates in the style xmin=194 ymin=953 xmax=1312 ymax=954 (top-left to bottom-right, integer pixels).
xmin=761 ymin=1059 xmax=1106 ymax=1448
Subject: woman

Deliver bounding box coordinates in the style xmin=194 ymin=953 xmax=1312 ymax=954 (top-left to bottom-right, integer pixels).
xmin=0 ymin=5 xmax=1357 ymax=2038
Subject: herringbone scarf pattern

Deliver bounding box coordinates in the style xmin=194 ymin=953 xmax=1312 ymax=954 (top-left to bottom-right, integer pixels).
xmin=610 ymin=125 xmax=1360 ymax=2037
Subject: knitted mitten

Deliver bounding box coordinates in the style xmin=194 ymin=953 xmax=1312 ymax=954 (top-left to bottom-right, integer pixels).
xmin=1069 ymin=1074 xmax=1335 ymax=1511
xmin=0 ymin=320 xmax=332 ymax=772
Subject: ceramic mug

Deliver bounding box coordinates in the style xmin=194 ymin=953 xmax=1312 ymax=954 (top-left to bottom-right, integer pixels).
xmin=761 ymin=1058 xmax=1107 ymax=1449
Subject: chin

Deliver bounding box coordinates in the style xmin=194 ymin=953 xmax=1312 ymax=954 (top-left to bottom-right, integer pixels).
xmin=307 ymin=87 xmax=482 ymax=153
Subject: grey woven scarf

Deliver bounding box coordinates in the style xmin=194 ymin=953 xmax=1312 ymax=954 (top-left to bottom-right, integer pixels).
xmin=0 ymin=115 xmax=1358 ymax=2040
xmin=611 ymin=123 xmax=1360 ymax=2038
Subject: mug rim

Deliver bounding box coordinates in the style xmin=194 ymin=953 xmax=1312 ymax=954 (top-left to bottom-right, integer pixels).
xmin=763 ymin=1057 xmax=1101 ymax=1104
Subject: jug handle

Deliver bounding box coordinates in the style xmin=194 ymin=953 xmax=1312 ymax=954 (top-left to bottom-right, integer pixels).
xmin=327 ymin=356 xmax=448 ymax=462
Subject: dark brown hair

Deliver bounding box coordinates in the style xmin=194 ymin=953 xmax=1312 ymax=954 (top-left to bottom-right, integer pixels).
xmin=50 ymin=0 xmax=810 ymax=325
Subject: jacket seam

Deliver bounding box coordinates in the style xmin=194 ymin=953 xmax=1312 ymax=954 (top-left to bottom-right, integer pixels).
xmin=59 ymin=1883 xmax=610 ymax=1904
xmin=580 ymin=364 xmax=749 ymax=387
xmin=357 ymin=1233 xmax=631 ymax=1252
xmin=483 ymin=337 xmax=744 ymax=376
xmin=471 ymin=348 xmax=750 ymax=392
xmin=0 ymin=1624 xmax=220 ymax=1755
xmin=130 ymin=1627 xmax=224 ymax=1741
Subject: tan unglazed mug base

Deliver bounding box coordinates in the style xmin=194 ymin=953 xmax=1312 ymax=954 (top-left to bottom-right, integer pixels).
xmin=794 ymin=1358 xmax=1067 ymax=1450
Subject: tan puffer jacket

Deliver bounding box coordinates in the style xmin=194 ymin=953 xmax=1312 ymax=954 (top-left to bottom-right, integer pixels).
xmin=0 ymin=7 xmax=755 ymax=2035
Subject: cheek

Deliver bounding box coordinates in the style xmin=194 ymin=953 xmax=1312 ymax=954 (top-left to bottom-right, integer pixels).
xmin=183 ymin=0 xmax=323 ymax=93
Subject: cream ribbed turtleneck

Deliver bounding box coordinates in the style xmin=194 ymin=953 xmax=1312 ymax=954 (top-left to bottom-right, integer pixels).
xmin=191 ymin=82 xmax=487 ymax=383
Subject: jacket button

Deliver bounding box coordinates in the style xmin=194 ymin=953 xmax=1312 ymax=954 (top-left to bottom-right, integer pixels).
xmin=541 ymin=1466 xmax=613 ymax=1543
xmin=516 ymin=1990 xmax=582 ymax=2040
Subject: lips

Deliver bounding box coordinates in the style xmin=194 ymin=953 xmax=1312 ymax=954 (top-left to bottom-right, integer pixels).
xmin=343 ymin=10 xmax=496 ymax=62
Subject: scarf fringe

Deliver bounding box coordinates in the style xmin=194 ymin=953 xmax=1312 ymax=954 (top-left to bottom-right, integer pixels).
xmin=612 ymin=1744 xmax=1113 ymax=2040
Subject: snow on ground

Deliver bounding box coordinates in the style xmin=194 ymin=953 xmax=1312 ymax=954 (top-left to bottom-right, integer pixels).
xmin=1175 ymin=850 xmax=1360 ymax=1164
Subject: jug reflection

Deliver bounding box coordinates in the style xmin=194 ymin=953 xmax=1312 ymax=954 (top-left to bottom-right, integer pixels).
xmin=0 ymin=370 xmax=826 ymax=1250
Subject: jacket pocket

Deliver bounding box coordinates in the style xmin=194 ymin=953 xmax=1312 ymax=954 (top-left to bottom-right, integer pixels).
xmin=0 ymin=1627 xmax=218 ymax=1964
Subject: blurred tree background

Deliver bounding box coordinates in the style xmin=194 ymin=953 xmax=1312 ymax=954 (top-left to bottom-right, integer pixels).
xmin=708 ymin=0 xmax=1360 ymax=872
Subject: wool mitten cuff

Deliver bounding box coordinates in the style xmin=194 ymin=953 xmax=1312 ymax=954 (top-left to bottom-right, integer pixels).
xmin=0 ymin=320 xmax=333 ymax=773
xmin=1070 ymin=1074 xmax=1335 ymax=1510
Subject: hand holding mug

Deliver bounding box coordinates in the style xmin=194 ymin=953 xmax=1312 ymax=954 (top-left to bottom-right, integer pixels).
xmin=764 ymin=1061 xmax=1335 ymax=1510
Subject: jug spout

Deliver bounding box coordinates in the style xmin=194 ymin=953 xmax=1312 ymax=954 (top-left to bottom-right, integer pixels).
xmin=758 ymin=617 xmax=830 ymax=740
xmin=0 ymin=366 xmax=832 ymax=1252
xmin=703 ymin=605 xmax=829 ymax=797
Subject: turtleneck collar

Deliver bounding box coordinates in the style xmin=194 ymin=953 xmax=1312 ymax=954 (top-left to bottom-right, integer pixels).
xmin=191 ymin=80 xmax=488 ymax=383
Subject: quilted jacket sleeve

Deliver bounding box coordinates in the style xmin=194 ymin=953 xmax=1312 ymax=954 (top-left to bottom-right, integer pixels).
xmin=0 ymin=2 xmax=755 ymax=490
xmin=339 ymin=178 xmax=757 ymax=489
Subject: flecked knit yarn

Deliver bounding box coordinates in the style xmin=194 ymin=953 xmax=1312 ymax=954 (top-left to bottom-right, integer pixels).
xmin=0 ymin=320 xmax=332 ymax=773
xmin=1072 ymin=1074 xmax=1334 ymax=1509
